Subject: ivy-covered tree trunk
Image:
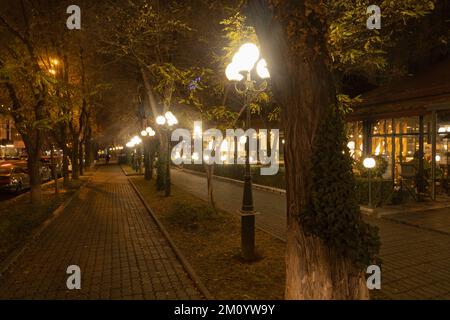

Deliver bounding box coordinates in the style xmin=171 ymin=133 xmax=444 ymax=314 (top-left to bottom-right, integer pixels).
xmin=248 ymin=0 xmax=378 ymax=299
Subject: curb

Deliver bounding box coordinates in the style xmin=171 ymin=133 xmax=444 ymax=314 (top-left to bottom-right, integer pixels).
xmin=120 ymin=164 xmax=144 ymax=177
xmin=2 ymin=178 xmax=64 ymax=207
xmin=382 ymin=215 xmax=450 ymax=236
xmin=0 ymin=178 xmax=91 ymax=278
xmin=179 ymin=168 xmax=450 ymax=217
xmin=178 ymin=168 xmax=286 ymax=195
xmin=127 ymin=177 xmax=214 ymax=300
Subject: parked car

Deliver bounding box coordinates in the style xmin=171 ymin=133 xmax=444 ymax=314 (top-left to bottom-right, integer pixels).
xmin=0 ymin=163 xmax=31 ymax=193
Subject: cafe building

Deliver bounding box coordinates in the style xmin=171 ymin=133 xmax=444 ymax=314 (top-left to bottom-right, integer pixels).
xmin=0 ymin=113 xmax=25 ymax=159
xmin=347 ymin=59 xmax=450 ymax=200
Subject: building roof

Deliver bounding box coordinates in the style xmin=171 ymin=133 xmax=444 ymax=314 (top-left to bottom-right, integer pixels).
xmin=348 ymin=59 xmax=450 ymax=121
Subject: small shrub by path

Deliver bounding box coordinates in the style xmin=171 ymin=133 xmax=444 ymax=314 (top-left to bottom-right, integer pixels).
xmin=0 ymin=178 xmax=86 ymax=264
xmin=132 ymin=176 xmax=285 ymax=300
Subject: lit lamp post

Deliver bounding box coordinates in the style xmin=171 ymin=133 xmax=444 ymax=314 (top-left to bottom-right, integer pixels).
xmin=156 ymin=111 xmax=178 ymax=197
xmin=225 ymin=43 xmax=270 ymax=260
xmin=127 ymin=136 xmax=142 ymax=172
xmin=141 ymin=127 xmax=156 ymax=180
xmin=363 ymin=157 xmax=376 ymax=208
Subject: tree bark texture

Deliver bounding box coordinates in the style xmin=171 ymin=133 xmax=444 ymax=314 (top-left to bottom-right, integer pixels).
xmin=248 ymin=0 xmax=369 ymax=299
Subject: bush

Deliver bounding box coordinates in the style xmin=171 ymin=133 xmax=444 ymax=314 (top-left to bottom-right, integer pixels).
xmin=354 ymin=177 xmax=394 ymax=207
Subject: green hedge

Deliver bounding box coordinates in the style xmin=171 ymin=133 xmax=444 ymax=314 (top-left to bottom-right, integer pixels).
xmin=354 ymin=178 xmax=394 ymax=207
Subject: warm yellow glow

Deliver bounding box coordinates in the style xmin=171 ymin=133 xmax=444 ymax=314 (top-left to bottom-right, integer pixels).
xmin=347 ymin=141 xmax=356 ymax=150
xmin=49 ymin=69 xmax=56 ymax=75
xmin=141 ymin=130 xmax=148 ymax=137
xmin=374 ymin=143 xmax=381 ymax=155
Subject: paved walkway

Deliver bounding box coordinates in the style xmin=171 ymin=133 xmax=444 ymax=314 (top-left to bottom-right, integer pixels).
xmin=172 ymin=169 xmax=450 ymax=300
xmin=0 ymin=165 xmax=203 ymax=300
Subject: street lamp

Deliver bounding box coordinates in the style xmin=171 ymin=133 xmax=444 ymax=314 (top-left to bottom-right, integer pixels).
xmin=363 ymin=157 xmax=376 ymax=208
xmin=156 ymin=111 xmax=178 ymax=196
xmin=141 ymin=126 xmax=156 ymax=180
xmin=225 ymin=42 xmax=270 ymax=260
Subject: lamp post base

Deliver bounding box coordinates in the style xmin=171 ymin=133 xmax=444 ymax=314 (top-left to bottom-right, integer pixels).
xmin=237 ymin=209 xmax=259 ymax=261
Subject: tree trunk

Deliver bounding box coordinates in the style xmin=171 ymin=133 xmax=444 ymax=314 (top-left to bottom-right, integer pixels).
xmin=62 ymin=145 xmax=70 ymax=188
xmin=79 ymin=140 xmax=84 ymax=176
xmin=204 ymin=163 xmax=216 ymax=211
xmin=27 ymin=150 xmax=42 ymax=203
xmin=144 ymin=139 xmax=152 ymax=180
xmin=156 ymin=132 xmax=169 ymax=192
xmin=84 ymin=128 xmax=93 ymax=170
xmin=51 ymin=146 xmax=58 ymax=194
xmin=248 ymin=0 xmax=369 ymax=299
xmin=71 ymin=134 xmax=80 ymax=180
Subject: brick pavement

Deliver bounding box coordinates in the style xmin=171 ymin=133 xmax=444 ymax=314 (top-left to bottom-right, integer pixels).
xmin=0 ymin=165 xmax=203 ymax=300
xmin=172 ymin=169 xmax=450 ymax=299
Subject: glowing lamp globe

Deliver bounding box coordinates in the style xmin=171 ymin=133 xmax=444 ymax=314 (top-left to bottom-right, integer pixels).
xmin=156 ymin=115 xmax=166 ymax=125
xmin=232 ymin=43 xmax=260 ymax=73
xmin=363 ymin=157 xmax=376 ymax=169
xmin=256 ymin=59 xmax=270 ymax=79
xmin=165 ymin=111 xmax=178 ymax=126
xmin=225 ymin=63 xmax=244 ymax=81
xmin=141 ymin=130 xmax=148 ymax=137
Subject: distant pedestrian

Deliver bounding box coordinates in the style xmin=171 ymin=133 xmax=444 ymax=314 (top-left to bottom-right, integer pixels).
xmin=106 ymin=154 xmax=111 ymax=164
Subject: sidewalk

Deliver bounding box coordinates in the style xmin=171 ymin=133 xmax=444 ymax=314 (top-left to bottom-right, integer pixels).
xmin=172 ymin=169 xmax=450 ymax=299
xmin=0 ymin=165 xmax=203 ymax=300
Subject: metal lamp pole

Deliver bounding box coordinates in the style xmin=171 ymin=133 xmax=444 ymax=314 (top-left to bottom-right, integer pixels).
xmin=364 ymin=157 xmax=376 ymax=209
xmin=225 ymin=43 xmax=270 ymax=261
xmin=240 ymin=73 xmax=256 ymax=260
xmin=156 ymin=112 xmax=177 ymax=197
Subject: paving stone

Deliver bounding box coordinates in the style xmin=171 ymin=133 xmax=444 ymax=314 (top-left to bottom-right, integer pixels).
xmin=0 ymin=165 xmax=203 ymax=300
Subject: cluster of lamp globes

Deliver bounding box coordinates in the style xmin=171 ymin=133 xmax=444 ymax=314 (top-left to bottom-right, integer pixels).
xmin=225 ymin=43 xmax=270 ymax=81
xmin=156 ymin=111 xmax=178 ymax=127
xmin=109 ymin=146 xmax=124 ymax=151
xmin=125 ymin=112 xmax=178 ymax=148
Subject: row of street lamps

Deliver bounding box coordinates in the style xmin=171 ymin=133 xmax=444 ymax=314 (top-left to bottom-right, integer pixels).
xmin=126 ymin=111 xmax=179 ymax=196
